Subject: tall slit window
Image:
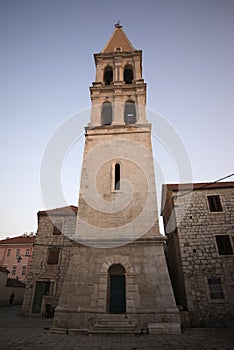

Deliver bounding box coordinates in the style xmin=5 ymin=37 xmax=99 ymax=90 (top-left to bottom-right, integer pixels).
xmin=104 ymin=66 xmax=113 ymax=85
xmin=124 ymin=100 xmax=136 ymax=124
xmin=114 ymin=163 xmax=120 ymax=190
xmin=101 ymin=102 xmax=112 ymax=125
xmin=124 ymin=64 xmax=134 ymax=84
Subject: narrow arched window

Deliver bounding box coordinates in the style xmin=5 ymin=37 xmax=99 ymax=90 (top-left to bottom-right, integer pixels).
xmin=104 ymin=66 xmax=113 ymax=85
xmin=114 ymin=163 xmax=120 ymax=190
xmin=124 ymin=64 xmax=133 ymax=84
xmin=101 ymin=102 xmax=112 ymax=125
xmin=124 ymin=101 xmax=136 ymax=124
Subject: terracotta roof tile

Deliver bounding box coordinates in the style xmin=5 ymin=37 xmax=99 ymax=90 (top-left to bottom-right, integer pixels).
xmin=163 ymin=181 xmax=234 ymax=192
xmin=0 ymin=235 xmax=35 ymax=245
xmin=0 ymin=266 xmax=9 ymax=273
xmin=6 ymin=278 xmax=25 ymax=288
xmin=38 ymin=205 xmax=78 ymax=216
xmin=102 ymin=26 xmax=135 ymax=53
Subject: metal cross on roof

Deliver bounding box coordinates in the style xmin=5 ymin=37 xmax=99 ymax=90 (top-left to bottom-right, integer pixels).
xmin=115 ymin=20 xmax=122 ymax=28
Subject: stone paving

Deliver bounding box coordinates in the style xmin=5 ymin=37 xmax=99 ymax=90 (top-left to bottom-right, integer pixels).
xmin=0 ymin=305 xmax=234 ymax=350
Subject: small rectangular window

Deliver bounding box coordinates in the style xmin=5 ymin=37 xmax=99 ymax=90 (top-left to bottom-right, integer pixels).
xmin=12 ymin=266 xmax=17 ymax=276
xmin=47 ymin=248 xmax=60 ymax=265
xmin=7 ymin=249 xmax=11 ymax=257
xmin=16 ymin=249 xmax=20 ymax=257
xmin=22 ymin=266 xmax=27 ymax=276
xmin=25 ymin=248 xmax=30 ymax=256
xmin=207 ymin=195 xmax=223 ymax=212
xmin=52 ymin=222 xmax=63 ymax=235
xmin=207 ymin=276 xmax=225 ymax=299
xmin=215 ymin=235 xmax=233 ymax=255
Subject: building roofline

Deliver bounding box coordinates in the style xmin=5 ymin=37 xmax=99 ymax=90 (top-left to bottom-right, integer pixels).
xmin=0 ymin=266 xmax=10 ymax=274
xmin=161 ymin=181 xmax=234 ymax=216
xmin=0 ymin=235 xmax=35 ymax=245
xmin=6 ymin=278 xmax=25 ymax=288
xmin=162 ymin=181 xmax=234 ymax=192
xmin=38 ymin=205 xmax=78 ymax=216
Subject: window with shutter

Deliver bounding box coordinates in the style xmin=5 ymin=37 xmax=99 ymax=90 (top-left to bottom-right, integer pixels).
xmin=52 ymin=221 xmax=63 ymax=235
xmin=47 ymin=248 xmax=60 ymax=265
xmin=207 ymin=195 xmax=223 ymax=212
xmin=215 ymin=235 xmax=233 ymax=255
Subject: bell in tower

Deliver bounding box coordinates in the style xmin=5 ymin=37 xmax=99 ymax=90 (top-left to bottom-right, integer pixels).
xmin=53 ymin=25 xmax=181 ymax=335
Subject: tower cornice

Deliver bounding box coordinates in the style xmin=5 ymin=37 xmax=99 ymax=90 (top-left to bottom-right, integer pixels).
xmin=94 ymin=50 xmax=142 ymax=64
xmin=85 ymin=123 xmax=152 ymax=134
xmin=89 ymin=81 xmax=146 ymax=93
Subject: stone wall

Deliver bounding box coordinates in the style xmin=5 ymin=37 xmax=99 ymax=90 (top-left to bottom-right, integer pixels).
xmin=53 ymin=240 xmax=180 ymax=331
xmin=22 ymin=209 xmax=76 ymax=316
xmin=162 ymin=184 xmax=234 ymax=327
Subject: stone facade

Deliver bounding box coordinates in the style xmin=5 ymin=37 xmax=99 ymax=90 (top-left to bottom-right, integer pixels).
xmin=22 ymin=206 xmax=77 ymax=316
xmin=52 ymin=25 xmax=181 ymax=334
xmin=53 ymin=241 xmax=180 ymax=332
xmin=162 ymin=182 xmax=234 ymax=327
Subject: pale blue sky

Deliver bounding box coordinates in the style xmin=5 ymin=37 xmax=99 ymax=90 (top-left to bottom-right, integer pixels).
xmin=0 ymin=0 xmax=234 ymax=238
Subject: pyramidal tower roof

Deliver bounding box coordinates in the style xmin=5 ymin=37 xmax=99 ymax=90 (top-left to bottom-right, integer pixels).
xmin=102 ymin=23 xmax=135 ymax=53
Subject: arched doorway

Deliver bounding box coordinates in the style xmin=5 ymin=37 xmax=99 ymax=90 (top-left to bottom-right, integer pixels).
xmin=108 ymin=264 xmax=126 ymax=314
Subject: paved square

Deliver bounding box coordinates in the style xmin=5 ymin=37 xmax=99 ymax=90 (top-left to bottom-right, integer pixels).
xmin=0 ymin=306 xmax=233 ymax=350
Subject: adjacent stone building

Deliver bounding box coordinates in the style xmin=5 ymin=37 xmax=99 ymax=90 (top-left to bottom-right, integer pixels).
xmin=162 ymin=181 xmax=234 ymax=327
xmin=22 ymin=206 xmax=77 ymax=317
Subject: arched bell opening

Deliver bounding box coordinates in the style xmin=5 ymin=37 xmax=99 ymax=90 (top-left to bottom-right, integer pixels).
xmin=124 ymin=64 xmax=134 ymax=84
xmin=103 ymin=66 xmax=113 ymax=85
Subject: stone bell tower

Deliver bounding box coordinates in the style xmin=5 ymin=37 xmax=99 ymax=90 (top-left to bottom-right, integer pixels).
xmin=53 ymin=24 xmax=181 ymax=334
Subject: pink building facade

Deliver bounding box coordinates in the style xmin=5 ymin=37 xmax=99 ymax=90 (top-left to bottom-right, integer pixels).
xmin=0 ymin=235 xmax=35 ymax=282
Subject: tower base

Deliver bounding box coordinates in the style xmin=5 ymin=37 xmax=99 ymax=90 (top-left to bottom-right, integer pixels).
xmin=52 ymin=240 xmax=181 ymax=335
xmin=53 ymin=309 xmax=181 ymax=334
